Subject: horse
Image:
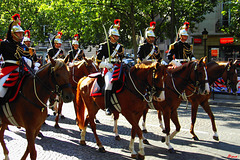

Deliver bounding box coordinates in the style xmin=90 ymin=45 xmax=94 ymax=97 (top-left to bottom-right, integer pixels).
xmin=111 ymin=57 xmax=209 ymax=152
xmin=50 ymin=57 xmax=99 ymax=128
xmin=0 ymin=58 xmax=74 ymax=160
xmin=141 ymin=60 xmax=238 ymax=142
xmin=75 ymin=61 xmax=166 ymax=159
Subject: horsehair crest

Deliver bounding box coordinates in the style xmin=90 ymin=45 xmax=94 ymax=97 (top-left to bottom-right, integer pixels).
xmin=53 ymin=59 xmax=67 ymax=71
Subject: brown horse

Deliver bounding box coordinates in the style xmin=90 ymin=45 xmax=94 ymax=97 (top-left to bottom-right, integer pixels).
xmin=0 ymin=58 xmax=74 ymax=160
xmin=75 ymin=61 xmax=166 ymax=159
xmin=112 ymin=57 xmax=209 ymax=152
xmin=50 ymin=57 xmax=99 ymax=128
xmin=142 ymin=60 xmax=238 ymax=142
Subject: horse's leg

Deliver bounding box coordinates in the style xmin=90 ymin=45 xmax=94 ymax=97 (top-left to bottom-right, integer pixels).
xmin=169 ymin=110 xmax=181 ymax=140
xmin=0 ymin=124 xmax=9 ymax=160
xmin=21 ymin=129 xmax=37 ymax=160
xmin=157 ymin=110 xmax=165 ymax=131
xmin=80 ymin=115 xmax=90 ymax=145
xmin=162 ymin=108 xmax=175 ymax=152
xmin=125 ymin=115 xmax=145 ymax=159
xmin=88 ymin=115 xmax=105 ymax=152
xmin=54 ymin=99 xmax=63 ymax=129
xmin=190 ymin=102 xmax=200 ymax=140
xmin=113 ymin=112 xmax=120 ymax=141
xmin=142 ymin=108 xmax=148 ymax=133
xmin=200 ymin=100 xmax=219 ymax=141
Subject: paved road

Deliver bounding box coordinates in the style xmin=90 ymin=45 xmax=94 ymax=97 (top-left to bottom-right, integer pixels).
xmin=0 ymin=101 xmax=240 ymax=160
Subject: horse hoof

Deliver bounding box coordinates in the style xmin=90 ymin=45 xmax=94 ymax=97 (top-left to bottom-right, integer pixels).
xmin=98 ymin=147 xmax=106 ymax=153
xmin=54 ymin=124 xmax=60 ymax=129
xmin=161 ymin=137 xmax=166 ymax=143
xmin=168 ymin=148 xmax=176 ymax=153
xmin=137 ymin=153 xmax=145 ymax=160
xmin=143 ymin=139 xmax=150 ymax=145
xmin=37 ymin=132 xmax=44 ymax=138
xmin=115 ymin=136 xmax=121 ymax=141
xmin=131 ymin=154 xmax=137 ymax=159
xmin=61 ymin=115 xmax=65 ymax=119
xmin=80 ymin=140 xmax=86 ymax=146
xmin=142 ymin=129 xmax=148 ymax=133
xmin=53 ymin=112 xmax=56 ymax=116
xmin=192 ymin=136 xmax=199 ymax=141
xmin=95 ymin=119 xmax=100 ymax=123
xmin=213 ymin=136 xmax=219 ymax=141
xmin=162 ymin=129 xmax=167 ymax=134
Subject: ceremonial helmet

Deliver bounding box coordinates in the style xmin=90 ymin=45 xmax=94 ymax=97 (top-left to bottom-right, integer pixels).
xmin=182 ymin=21 xmax=190 ymax=31
xmin=145 ymin=21 xmax=156 ymax=38
xmin=109 ymin=19 xmax=120 ymax=37
xmin=11 ymin=14 xmax=24 ymax=33
xmin=23 ymin=30 xmax=31 ymax=42
xmin=179 ymin=29 xmax=189 ymax=37
xmin=72 ymin=34 xmax=79 ymax=45
xmin=54 ymin=31 xmax=62 ymax=44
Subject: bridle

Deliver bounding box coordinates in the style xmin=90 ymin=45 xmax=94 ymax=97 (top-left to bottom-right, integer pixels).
xmin=128 ymin=66 xmax=165 ymax=103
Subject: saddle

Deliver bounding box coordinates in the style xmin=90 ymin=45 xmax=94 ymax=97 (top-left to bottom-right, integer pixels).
xmin=89 ymin=63 xmax=127 ymax=97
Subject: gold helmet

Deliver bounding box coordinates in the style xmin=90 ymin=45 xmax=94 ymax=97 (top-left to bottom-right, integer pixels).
xmin=54 ymin=31 xmax=62 ymax=44
xmin=72 ymin=34 xmax=79 ymax=45
xmin=108 ymin=19 xmax=120 ymax=36
xmin=179 ymin=29 xmax=188 ymax=37
xmin=145 ymin=21 xmax=156 ymax=38
xmin=23 ymin=30 xmax=31 ymax=42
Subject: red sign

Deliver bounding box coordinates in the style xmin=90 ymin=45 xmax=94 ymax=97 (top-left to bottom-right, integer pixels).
xmin=211 ymin=48 xmax=219 ymax=57
xmin=194 ymin=38 xmax=202 ymax=44
xmin=220 ymin=37 xmax=234 ymax=44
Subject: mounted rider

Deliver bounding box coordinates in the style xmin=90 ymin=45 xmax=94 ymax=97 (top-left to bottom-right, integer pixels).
xmin=65 ymin=34 xmax=85 ymax=66
xmin=47 ymin=31 xmax=64 ymax=62
xmin=0 ymin=14 xmax=33 ymax=102
xmin=137 ymin=21 xmax=160 ymax=63
xmin=167 ymin=22 xmax=195 ymax=67
xmin=22 ymin=30 xmax=41 ymax=71
xmin=96 ymin=19 xmax=124 ymax=115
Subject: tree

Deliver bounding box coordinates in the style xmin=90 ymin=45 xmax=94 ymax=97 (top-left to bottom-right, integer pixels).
xmin=221 ymin=0 xmax=240 ymax=41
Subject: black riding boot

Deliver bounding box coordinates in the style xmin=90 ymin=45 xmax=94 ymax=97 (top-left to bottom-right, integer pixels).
xmin=104 ymin=90 xmax=112 ymax=115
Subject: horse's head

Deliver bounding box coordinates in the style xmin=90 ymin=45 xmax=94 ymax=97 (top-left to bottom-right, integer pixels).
xmin=222 ymin=60 xmax=239 ymax=94
xmin=76 ymin=57 xmax=99 ymax=75
xmin=190 ymin=57 xmax=210 ymax=95
xmin=50 ymin=58 xmax=74 ymax=103
xmin=139 ymin=61 xmax=166 ymax=102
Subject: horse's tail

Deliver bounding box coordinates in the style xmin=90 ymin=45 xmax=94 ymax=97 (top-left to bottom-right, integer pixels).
xmin=75 ymin=77 xmax=88 ymax=130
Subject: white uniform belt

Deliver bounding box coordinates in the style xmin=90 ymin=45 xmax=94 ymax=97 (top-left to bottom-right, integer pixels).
xmin=4 ymin=60 xmax=19 ymax=64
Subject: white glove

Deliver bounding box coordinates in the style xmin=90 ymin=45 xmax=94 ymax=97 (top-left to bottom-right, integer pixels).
xmin=192 ymin=57 xmax=196 ymax=60
xmin=34 ymin=62 xmax=40 ymax=71
xmin=169 ymin=59 xmax=182 ymax=67
xmin=161 ymin=60 xmax=168 ymax=65
xmin=22 ymin=57 xmax=32 ymax=67
xmin=99 ymin=61 xmax=106 ymax=69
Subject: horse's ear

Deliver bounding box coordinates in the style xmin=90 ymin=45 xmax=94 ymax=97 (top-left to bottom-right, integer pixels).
xmin=64 ymin=56 xmax=68 ymax=64
xmin=50 ymin=57 xmax=56 ymax=66
xmin=91 ymin=56 xmax=94 ymax=61
xmin=233 ymin=59 xmax=238 ymax=65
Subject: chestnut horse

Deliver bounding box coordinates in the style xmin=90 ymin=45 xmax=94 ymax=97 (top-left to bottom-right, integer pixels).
xmin=75 ymin=61 xmax=166 ymax=159
xmin=50 ymin=57 xmax=99 ymax=128
xmin=0 ymin=58 xmax=74 ymax=160
xmin=142 ymin=60 xmax=238 ymax=142
xmin=111 ymin=57 xmax=209 ymax=152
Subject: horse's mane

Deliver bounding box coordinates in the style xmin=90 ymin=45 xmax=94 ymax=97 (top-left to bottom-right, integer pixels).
xmin=134 ymin=61 xmax=157 ymax=69
xmin=170 ymin=61 xmax=193 ymax=74
xmin=38 ymin=59 xmax=67 ymax=72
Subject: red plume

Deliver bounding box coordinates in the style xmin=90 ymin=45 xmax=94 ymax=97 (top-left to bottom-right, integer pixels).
xmin=183 ymin=21 xmax=190 ymax=31
xmin=149 ymin=21 xmax=156 ymax=31
xmin=12 ymin=13 xmax=21 ymax=25
xmin=12 ymin=13 xmax=20 ymax=20
xmin=74 ymin=34 xmax=79 ymax=41
xmin=58 ymin=31 xmax=62 ymax=36
xmin=0 ymin=39 xmax=2 ymax=41
xmin=24 ymin=30 xmax=30 ymax=38
xmin=114 ymin=19 xmax=120 ymax=25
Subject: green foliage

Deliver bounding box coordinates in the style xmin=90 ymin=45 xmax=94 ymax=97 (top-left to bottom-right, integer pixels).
xmin=0 ymin=0 xmax=218 ymax=48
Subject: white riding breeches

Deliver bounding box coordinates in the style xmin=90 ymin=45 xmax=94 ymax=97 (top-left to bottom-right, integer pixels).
xmin=104 ymin=69 xmax=114 ymax=91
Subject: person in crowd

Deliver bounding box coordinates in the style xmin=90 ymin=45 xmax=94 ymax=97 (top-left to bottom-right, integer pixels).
xmin=47 ymin=31 xmax=64 ymax=62
xmin=96 ymin=19 xmax=124 ymax=115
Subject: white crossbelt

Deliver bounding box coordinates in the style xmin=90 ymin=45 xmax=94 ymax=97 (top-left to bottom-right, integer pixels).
xmin=144 ymin=44 xmax=155 ymax=60
xmin=111 ymin=44 xmax=121 ymax=58
xmin=73 ymin=48 xmax=82 ymax=61
xmin=52 ymin=49 xmax=62 ymax=59
xmin=4 ymin=60 xmax=19 ymax=64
